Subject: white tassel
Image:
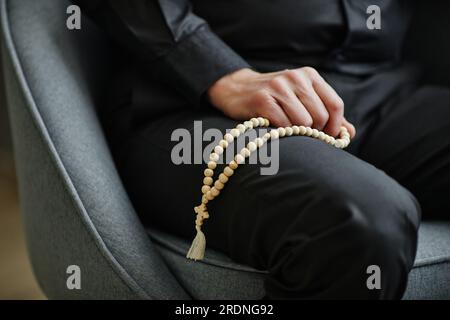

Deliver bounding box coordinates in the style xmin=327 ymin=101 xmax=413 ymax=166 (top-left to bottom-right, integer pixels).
xmin=186 ymin=226 xmax=206 ymax=260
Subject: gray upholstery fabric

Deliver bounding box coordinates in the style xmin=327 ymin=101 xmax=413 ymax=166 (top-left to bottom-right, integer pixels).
xmin=150 ymin=223 xmax=450 ymax=300
xmin=1 ymin=0 xmax=187 ymax=299
xmin=403 ymin=223 xmax=450 ymax=300
xmin=149 ymin=228 xmax=267 ymax=300
xmin=1 ymin=0 xmax=449 ymax=300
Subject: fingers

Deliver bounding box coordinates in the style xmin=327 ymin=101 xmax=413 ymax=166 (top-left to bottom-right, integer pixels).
xmin=266 ymin=76 xmax=313 ymax=127
xmin=310 ymin=71 xmax=345 ymax=137
xmin=251 ymin=90 xmax=291 ymax=127
xmin=294 ymin=86 xmax=329 ymax=131
xmin=285 ymin=69 xmax=329 ymax=131
xmin=250 ymin=67 xmax=354 ymax=137
xmin=342 ymin=118 xmax=356 ymax=138
xmin=265 ymin=100 xmax=292 ymax=127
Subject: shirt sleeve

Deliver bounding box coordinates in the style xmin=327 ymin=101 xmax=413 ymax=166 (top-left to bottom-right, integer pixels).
xmin=72 ymin=0 xmax=250 ymax=105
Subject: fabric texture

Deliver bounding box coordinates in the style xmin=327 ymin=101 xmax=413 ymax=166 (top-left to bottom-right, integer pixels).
xmin=149 ymin=222 xmax=450 ymax=299
xmin=1 ymin=0 xmax=187 ymax=299
xmin=71 ymin=0 xmax=250 ymax=105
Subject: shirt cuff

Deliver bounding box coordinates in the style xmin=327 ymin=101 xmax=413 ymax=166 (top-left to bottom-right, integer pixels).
xmin=159 ymin=25 xmax=251 ymax=106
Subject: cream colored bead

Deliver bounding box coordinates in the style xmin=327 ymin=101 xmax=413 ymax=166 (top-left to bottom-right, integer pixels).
xmin=211 ymin=187 xmax=220 ymax=197
xmin=299 ymin=126 xmax=307 ymax=135
xmin=329 ymin=137 xmax=336 ymax=145
xmin=251 ymin=118 xmax=259 ymax=127
xmin=257 ymin=117 xmax=265 ymax=126
xmin=219 ymin=140 xmax=229 ymax=149
xmin=203 ymin=177 xmax=213 ymax=186
xmin=278 ymin=127 xmax=286 ymax=137
xmin=224 ymin=133 xmax=234 ymax=143
xmin=208 ymin=161 xmax=217 ymax=170
xmin=229 ymin=160 xmax=238 ymax=170
xmin=201 ymin=185 xmax=211 ymax=194
xmin=311 ymin=129 xmax=319 ymax=138
xmin=335 ymin=140 xmax=344 ymax=148
xmin=255 ymin=138 xmax=264 ymax=147
xmin=318 ymin=132 xmax=326 ymax=141
xmin=214 ymin=145 xmax=224 ymax=155
xmin=230 ymin=128 xmax=240 ymax=138
xmin=237 ymin=124 xmax=246 ymax=134
xmin=270 ymin=129 xmax=279 ymax=140
xmin=224 ymin=166 xmax=234 ymax=177
xmin=214 ymin=180 xmax=224 ymax=190
xmin=244 ymin=121 xmax=253 ymax=129
xmin=240 ymin=148 xmax=251 ymax=158
xmin=247 ymin=141 xmax=257 ymax=152
xmin=192 ymin=118 xmax=352 ymax=251
xmin=204 ymin=168 xmax=214 ymax=177
xmin=235 ymin=154 xmax=245 ymax=164
xmin=206 ymin=191 xmax=214 ymax=200
xmin=210 ymin=153 xmax=220 ymax=162
xmin=219 ymin=173 xmax=229 ymax=183
xmin=264 ymin=118 xmax=270 ymax=127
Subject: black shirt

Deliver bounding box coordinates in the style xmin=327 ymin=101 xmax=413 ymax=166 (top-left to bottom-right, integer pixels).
xmin=73 ymin=0 xmax=415 ymax=139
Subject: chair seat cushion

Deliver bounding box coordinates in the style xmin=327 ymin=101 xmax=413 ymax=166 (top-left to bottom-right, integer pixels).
xmin=148 ymin=221 xmax=450 ymax=299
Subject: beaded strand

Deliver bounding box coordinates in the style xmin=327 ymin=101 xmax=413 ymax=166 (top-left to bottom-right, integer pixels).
xmin=186 ymin=117 xmax=351 ymax=260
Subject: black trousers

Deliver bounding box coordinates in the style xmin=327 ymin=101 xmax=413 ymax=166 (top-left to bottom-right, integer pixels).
xmin=112 ymin=74 xmax=450 ymax=299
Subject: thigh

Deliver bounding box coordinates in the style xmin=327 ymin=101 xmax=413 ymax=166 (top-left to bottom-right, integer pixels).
xmin=358 ymin=85 xmax=450 ymax=219
xmin=119 ymin=108 xmax=419 ymax=270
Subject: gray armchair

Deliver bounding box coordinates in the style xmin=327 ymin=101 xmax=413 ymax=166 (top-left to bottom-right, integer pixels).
xmin=1 ymin=0 xmax=449 ymax=299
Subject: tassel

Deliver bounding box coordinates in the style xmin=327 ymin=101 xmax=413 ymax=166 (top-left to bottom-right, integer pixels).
xmin=186 ymin=226 xmax=206 ymax=260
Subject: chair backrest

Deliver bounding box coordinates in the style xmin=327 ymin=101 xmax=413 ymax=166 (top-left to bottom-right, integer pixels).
xmin=1 ymin=0 xmax=188 ymax=299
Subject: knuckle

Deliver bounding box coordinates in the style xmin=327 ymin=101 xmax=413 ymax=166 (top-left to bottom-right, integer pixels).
xmin=284 ymin=69 xmax=299 ymax=81
xmin=252 ymin=90 xmax=270 ymax=105
xmin=329 ymin=97 xmax=344 ymax=113
xmin=295 ymin=74 xmax=309 ymax=89
xmin=268 ymin=76 xmax=285 ymax=91
xmin=301 ymin=66 xmax=319 ymax=77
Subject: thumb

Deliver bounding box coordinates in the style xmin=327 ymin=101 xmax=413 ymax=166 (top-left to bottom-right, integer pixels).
xmin=342 ymin=118 xmax=356 ymax=139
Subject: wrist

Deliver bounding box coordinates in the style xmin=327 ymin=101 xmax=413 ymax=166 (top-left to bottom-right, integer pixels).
xmin=207 ymin=68 xmax=257 ymax=107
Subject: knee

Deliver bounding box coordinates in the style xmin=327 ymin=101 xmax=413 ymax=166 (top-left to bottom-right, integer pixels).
xmin=333 ymin=182 xmax=420 ymax=283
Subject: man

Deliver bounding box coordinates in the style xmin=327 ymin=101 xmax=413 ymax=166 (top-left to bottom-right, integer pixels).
xmin=73 ymin=0 xmax=450 ymax=299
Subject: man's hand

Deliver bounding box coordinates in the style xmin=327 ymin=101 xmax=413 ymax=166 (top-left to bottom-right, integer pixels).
xmin=208 ymin=67 xmax=356 ymax=138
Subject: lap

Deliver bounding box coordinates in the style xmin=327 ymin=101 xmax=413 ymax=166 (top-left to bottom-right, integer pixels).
xmin=119 ymin=108 xmax=418 ymax=268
